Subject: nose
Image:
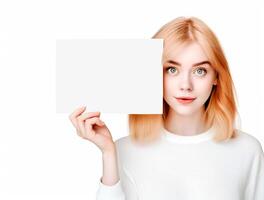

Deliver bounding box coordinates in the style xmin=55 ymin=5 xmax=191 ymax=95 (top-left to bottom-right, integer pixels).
xmin=179 ymin=73 xmax=193 ymax=92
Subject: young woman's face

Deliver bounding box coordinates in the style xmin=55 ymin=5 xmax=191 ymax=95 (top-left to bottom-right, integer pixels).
xmin=163 ymin=42 xmax=217 ymax=116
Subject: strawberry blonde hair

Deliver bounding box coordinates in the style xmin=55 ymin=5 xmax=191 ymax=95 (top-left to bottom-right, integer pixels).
xmin=128 ymin=16 xmax=241 ymax=144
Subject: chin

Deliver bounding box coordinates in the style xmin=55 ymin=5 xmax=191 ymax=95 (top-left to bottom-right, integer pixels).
xmin=171 ymin=106 xmax=196 ymax=116
xmin=172 ymin=102 xmax=203 ymax=115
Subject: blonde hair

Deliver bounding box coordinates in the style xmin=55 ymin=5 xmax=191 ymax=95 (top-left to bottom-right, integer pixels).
xmin=128 ymin=16 xmax=240 ymax=144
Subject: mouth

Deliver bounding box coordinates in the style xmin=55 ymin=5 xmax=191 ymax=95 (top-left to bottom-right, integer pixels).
xmin=175 ymin=97 xmax=196 ymax=104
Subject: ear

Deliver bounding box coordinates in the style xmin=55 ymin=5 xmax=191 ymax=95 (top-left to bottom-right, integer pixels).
xmin=213 ymin=79 xmax=217 ymax=85
xmin=213 ymin=72 xmax=218 ymax=85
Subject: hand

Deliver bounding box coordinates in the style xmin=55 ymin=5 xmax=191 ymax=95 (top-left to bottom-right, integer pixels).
xmin=69 ymin=106 xmax=115 ymax=153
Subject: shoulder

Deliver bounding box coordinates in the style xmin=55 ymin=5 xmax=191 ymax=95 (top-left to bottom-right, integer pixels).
xmin=234 ymin=129 xmax=263 ymax=155
xmin=114 ymin=136 xmax=131 ymax=148
xmin=113 ymin=135 xmax=158 ymax=156
xmin=113 ymin=136 xmax=145 ymax=167
xmin=113 ymin=136 xmax=134 ymax=154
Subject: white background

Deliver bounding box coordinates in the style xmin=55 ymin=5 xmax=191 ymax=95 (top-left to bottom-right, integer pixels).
xmin=0 ymin=0 xmax=263 ymax=199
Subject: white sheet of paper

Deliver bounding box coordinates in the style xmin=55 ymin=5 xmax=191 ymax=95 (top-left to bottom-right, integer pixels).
xmin=56 ymin=38 xmax=163 ymax=114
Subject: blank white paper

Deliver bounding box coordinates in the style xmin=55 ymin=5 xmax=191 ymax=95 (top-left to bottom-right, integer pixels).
xmin=56 ymin=38 xmax=163 ymax=114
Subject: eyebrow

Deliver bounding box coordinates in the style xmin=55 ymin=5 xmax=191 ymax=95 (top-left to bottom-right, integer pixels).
xmin=164 ymin=60 xmax=211 ymax=67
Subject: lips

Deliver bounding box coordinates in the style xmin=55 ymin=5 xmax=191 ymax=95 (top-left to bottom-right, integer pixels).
xmin=176 ymin=96 xmax=196 ymax=100
xmin=175 ymin=96 xmax=196 ymax=104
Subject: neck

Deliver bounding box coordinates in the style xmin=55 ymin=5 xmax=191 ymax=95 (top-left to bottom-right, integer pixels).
xmin=164 ymin=107 xmax=209 ymax=136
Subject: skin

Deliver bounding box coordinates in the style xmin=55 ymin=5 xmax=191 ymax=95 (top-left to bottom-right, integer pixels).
xmin=163 ymin=42 xmax=217 ymax=136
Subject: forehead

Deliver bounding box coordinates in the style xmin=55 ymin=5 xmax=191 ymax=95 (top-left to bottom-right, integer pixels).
xmin=163 ymin=42 xmax=209 ymax=64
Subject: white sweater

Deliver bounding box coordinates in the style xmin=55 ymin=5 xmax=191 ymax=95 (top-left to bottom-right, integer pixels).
xmin=96 ymin=126 xmax=264 ymax=200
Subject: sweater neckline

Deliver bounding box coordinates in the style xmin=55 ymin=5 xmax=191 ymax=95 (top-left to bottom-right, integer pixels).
xmin=161 ymin=126 xmax=215 ymax=144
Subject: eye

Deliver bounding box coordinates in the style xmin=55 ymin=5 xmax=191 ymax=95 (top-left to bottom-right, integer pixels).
xmin=194 ymin=67 xmax=207 ymax=76
xmin=165 ymin=66 xmax=178 ymax=74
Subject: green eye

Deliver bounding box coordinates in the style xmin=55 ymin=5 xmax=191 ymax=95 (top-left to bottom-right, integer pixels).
xmin=166 ymin=67 xmax=177 ymax=74
xmin=195 ymin=68 xmax=207 ymax=76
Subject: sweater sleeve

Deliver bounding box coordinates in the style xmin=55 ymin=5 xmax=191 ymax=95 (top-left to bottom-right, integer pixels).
xmin=96 ymin=177 xmax=126 ymax=200
xmin=244 ymin=140 xmax=264 ymax=200
xmin=96 ymin=165 xmax=140 ymax=200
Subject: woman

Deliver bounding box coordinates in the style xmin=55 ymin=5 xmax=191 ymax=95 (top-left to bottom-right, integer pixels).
xmin=69 ymin=17 xmax=264 ymax=200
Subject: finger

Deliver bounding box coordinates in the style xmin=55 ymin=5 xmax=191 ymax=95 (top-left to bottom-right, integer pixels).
xmin=84 ymin=117 xmax=105 ymax=130
xmin=70 ymin=107 xmax=100 ymax=129
xmin=76 ymin=117 xmax=87 ymax=138
xmin=69 ymin=106 xmax=86 ymax=119
xmin=76 ymin=112 xmax=100 ymax=130
xmin=75 ymin=112 xmax=101 ymax=136
xmin=79 ymin=117 xmax=102 ymax=139
xmin=78 ymin=111 xmax=101 ymax=121
xmin=69 ymin=106 xmax=86 ymax=128
xmin=76 ymin=115 xmax=101 ymax=138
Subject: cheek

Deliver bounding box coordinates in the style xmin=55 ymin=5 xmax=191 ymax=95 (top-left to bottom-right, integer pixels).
xmin=195 ymin=81 xmax=214 ymax=98
xmin=163 ymin=78 xmax=175 ymax=96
